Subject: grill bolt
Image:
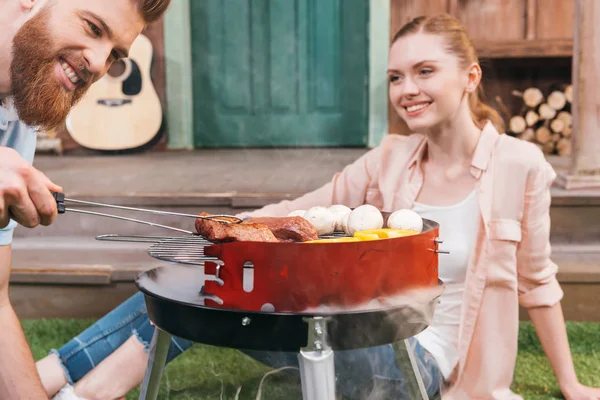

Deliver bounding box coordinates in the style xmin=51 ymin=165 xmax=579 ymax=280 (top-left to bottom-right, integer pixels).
xmin=315 ymin=325 xmax=323 ymax=336
xmin=242 ymin=317 xmax=251 ymax=326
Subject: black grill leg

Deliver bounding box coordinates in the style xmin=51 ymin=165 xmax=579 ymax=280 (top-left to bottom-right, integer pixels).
xmin=138 ymin=328 xmax=172 ymax=400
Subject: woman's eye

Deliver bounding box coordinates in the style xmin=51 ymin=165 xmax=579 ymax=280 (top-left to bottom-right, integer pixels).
xmin=388 ymin=75 xmax=401 ymax=83
xmin=419 ymin=68 xmax=433 ymax=76
xmin=87 ymin=21 xmax=102 ymax=37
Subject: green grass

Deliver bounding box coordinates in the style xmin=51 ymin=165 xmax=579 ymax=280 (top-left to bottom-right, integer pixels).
xmin=512 ymin=322 xmax=600 ymax=399
xmin=22 ymin=319 xmax=600 ymax=399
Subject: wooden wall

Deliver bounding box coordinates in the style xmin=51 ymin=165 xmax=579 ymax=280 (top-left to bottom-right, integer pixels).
xmin=56 ymin=1 xmax=576 ymax=152
xmin=388 ymin=0 xmax=575 ymax=135
xmin=57 ymin=19 xmax=168 ymax=152
xmin=390 ymin=0 xmax=574 ymax=42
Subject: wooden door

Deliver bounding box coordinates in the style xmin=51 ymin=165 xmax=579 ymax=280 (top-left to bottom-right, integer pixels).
xmin=190 ymin=0 xmax=369 ymax=147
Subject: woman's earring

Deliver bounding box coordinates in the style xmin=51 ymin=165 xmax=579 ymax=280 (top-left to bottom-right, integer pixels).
xmin=467 ymin=77 xmax=478 ymax=93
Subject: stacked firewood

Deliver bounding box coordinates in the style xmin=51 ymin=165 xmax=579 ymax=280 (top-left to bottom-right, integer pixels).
xmin=499 ymin=85 xmax=573 ymax=156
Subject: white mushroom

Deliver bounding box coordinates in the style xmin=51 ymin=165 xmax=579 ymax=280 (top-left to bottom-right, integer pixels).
xmin=387 ymin=209 xmax=423 ymax=232
xmin=303 ymin=206 xmax=336 ymax=235
xmin=346 ymin=205 xmax=384 ymax=235
xmin=328 ymin=204 xmax=352 ymax=231
xmin=287 ymin=210 xmax=306 ymax=218
xmin=341 ymin=211 xmax=352 ymax=235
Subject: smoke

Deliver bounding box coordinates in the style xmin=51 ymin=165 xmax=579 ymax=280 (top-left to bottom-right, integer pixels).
xmin=299 ymin=284 xmax=445 ymax=399
xmin=302 ymin=284 xmax=443 ymax=325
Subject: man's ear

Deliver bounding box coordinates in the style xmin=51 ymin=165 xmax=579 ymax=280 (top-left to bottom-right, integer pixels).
xmin=465 ymin=62 xmax=482 ymax=93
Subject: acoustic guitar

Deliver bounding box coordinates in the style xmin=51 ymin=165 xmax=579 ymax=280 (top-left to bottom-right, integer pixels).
xmin=66 ymin=34 xmax=163 ymax=151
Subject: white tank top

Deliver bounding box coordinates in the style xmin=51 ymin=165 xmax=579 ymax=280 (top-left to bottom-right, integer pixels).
xmin=411 ymin=189 xmax=480 ymax=379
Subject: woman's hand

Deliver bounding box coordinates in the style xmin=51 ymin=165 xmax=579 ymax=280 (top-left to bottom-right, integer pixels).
xmin=561 ymin=381 xmax=600 ymax=400
xmin=528 ymin=304 xmax=600 ymax=400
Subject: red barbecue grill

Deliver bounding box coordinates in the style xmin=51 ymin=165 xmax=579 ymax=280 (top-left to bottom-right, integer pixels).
xmin=136 ymin=218 xmax=445 ymax=400
xmin=147 ymin=222 xmax=443 ymax=313
xmin=53 ymin=193 xmax=446 ymax=400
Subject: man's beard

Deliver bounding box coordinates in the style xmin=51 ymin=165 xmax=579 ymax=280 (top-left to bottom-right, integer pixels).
xmin=10 ymin=5 xmax=89 ymax=131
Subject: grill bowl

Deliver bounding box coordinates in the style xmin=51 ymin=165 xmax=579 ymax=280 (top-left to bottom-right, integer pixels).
xmin=147 ymin=218 xmax=441 ymax=313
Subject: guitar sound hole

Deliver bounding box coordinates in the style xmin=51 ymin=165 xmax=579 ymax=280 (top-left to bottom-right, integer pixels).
xmin=108 ymin=60 xmax=127 ymax=78
xmin=122 ymin=60 xmax=143 ymax=96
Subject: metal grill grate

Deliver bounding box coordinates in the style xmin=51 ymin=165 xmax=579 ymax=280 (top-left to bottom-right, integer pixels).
xmin=146 ymin=231 xmax=352 ymax=266
xmin=148 ymin=235 xmax=221 ymax=265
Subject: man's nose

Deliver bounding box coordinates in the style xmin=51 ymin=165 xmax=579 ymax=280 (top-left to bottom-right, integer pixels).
xmin=82 ymin=45 xmax=112 ymax=76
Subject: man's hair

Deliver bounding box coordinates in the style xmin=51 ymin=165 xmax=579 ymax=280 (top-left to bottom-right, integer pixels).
xmin=134 ymin=0 xmax=172 ymax=24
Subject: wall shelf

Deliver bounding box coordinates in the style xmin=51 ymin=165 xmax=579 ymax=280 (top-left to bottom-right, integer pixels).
xmin=476 ymin=39 xmax=573 ymax=59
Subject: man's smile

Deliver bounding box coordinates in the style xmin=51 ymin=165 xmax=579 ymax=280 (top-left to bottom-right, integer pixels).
xmin=56 ymin=57 xmax=80 ymax=92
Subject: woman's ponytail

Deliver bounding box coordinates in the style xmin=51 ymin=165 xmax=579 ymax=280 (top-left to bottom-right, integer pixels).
xmin=469 ymin=83 xmax=506 ymax=133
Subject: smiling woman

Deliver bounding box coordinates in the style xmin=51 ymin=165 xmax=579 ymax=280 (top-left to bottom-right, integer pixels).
xmin=387 ymin=15 xmax=505 ymax=134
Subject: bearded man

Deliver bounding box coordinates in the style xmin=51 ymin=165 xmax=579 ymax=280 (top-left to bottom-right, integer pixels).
xmin=0 ymin=0 xmax=170 ymax=398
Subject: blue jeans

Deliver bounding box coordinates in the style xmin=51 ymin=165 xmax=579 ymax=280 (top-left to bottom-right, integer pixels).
xmin=51 ymin=292 xmax=442 ymax=399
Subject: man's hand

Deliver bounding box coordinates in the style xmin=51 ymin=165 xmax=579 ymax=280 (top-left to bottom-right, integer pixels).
xmin=0 ymin=147 xmax=62 ymax=229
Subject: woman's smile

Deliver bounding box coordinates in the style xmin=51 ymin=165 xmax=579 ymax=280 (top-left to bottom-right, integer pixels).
xmin=403 ymin=101 xmax=433 ymax=117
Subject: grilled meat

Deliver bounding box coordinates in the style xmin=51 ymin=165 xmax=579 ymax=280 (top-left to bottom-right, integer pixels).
xmin=195 ymin=214 xmax=320 ymax=243
xmin=195 ymin=213 xmax=279 ymax=243
xmin=245 ymin=216 xmax=319 ymax=242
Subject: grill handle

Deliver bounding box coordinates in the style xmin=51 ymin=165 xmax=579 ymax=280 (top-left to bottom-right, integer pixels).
xmin=50 ymin=190 xmax=192 ymax=234
xmin=52 ymin=191 xmax=66 ymax=214
xmin=50 ymin=191 xmax=244 ymax=223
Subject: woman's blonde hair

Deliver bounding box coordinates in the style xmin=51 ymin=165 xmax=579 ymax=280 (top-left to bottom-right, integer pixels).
xmin=392 ymin=13 xmax=505 ymax=133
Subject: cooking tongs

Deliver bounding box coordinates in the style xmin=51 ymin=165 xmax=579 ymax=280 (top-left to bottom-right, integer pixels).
xmin=52 ymin=191 xmax=244 ymax=235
